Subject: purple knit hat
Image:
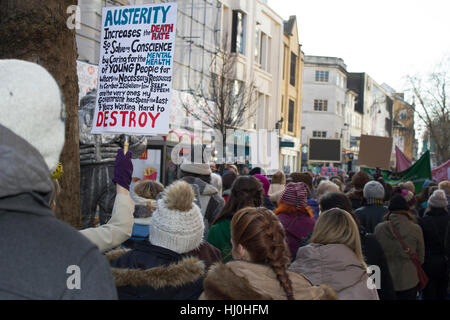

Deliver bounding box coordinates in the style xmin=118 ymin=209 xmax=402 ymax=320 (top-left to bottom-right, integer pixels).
xmin=253 ymin=174 xmax=270 ymax=197
xmin=280 ymin=182 xmax=308 ymax=209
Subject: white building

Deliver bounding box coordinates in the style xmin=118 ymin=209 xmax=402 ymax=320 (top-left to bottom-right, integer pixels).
xmin=301 ymin=55 xmax=349 ymax=167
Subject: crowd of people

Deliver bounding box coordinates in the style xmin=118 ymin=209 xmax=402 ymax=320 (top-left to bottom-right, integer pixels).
xmin=1 ymin=60 xmax=450 ymax=301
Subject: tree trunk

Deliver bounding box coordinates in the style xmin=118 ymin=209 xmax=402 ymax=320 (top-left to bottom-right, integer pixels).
xmin=0 ymin=0 xmax=81 ymax=229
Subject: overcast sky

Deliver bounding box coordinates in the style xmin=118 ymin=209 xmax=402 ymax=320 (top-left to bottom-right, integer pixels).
xmin=269 ymin=0 xmax=450 ymax=93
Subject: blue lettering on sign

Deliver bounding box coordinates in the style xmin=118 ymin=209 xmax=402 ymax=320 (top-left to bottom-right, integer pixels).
xmin=104 ymin=5 xmax=171 ymax=27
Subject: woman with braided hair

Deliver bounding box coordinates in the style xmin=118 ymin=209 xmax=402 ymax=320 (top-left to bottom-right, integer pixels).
xmin=206 ymin=176 xmax=264 ymax=262
xmin=200 ymin=207 xmax=337 ymax=300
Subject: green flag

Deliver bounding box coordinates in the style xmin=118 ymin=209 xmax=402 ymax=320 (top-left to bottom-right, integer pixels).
xmin=362 ymin=151 xmax=432 ymax=193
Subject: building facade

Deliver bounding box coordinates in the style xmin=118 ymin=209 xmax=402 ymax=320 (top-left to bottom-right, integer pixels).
xmin=279 ymin=16 xmax=304 ymax=175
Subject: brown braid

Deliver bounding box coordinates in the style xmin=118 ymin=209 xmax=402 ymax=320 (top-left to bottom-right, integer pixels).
xmin=231 ymin=207 xmax=295 ymax=300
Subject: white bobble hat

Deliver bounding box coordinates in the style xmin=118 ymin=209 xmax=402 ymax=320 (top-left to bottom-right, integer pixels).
xmin=149 ymin=180 xmax=204 ymax=254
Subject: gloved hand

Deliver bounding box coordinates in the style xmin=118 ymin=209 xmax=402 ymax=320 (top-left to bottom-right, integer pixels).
xmin=112 ymin=149 xmax=133 ymax=190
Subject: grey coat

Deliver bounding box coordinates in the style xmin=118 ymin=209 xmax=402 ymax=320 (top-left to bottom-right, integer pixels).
xmin=0 ymin=124 xmax=117 ymax=299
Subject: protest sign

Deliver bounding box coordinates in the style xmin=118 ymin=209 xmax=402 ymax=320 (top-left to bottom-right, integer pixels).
xmin=358 ymin=135 xmax=393 ymax=170
xmin=362 ymin=151 xmax=432 ymax=193
xmin=77 ymin=60 xmax=98 ymax=103
xmin=91 ymin=3 xmax=177 ymax=135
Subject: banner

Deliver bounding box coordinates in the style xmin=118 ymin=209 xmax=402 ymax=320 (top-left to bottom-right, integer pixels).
xmin=92 ymin=3 xmax=177 ymax=135
xmin=395 ymin=145 xmax=411 ymax=172
xmin=432 ymin=159 xmax=450 ymax=182
xmin=362 ymin=151 xmax=432 ymax=193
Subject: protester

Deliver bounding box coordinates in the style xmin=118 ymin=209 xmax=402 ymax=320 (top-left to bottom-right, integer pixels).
xmin=438 ymin=180 xmax=450 ymax=213
xmin=77 ymin=150 xmax=137 ymax=253
xmin=289 ymin=208 xmax=379 ymax=300
xmin=120 ymin=180 xmax=164 ymax=249
xmin=417 ymin=186 xmax=438 ymax=218
xmin=316 ymin=180 xmax=341 ymax=202
xmin=274 ymin=182 xmax=315 ymax=259
xmin=346 ymin=170 xmax=371 ymax=210
xmin=319 ymin=192 xmax=396 ymax=300
xmin=330 ymin=176 xmax=344 ymax=192
xmin=399 ymin=181 xmax=415 ymax=194
xmin=438 ymin=180 xmax=450 ymax=212
xmin=108 ymin=181 xmax=206 ymax=300
xmin=290 ymin=172 xmax=320 ymax=218
xmin=249 ymin=167 xmax=264 ymax=175
xmin=210 ymin=172 xmax=223 ymax=196
xmin=374 ymin=194 xmax=425 ymax=300
xmin=206 ymin=176 xmax=264 ymax=262
xmin=355 ymin=181 xmax=389 ymax=234
xmin=419 ymin=190 xmax=450 ymax=300
xmin=49 ymin=153 xmax=137 ymax=253
xmin=179 ymin=162 xmax=225 ymax=236
xmin=253 ymin=174 xmax=275 ymax=210
xmin=221 ymin=171 xmax=237 ymax=203
xmin=0 ymin=59 xmax=117 ymax=299
xmin=269 ymin=170 xmax=286 ymax=204
xmin=200 ymin=207 xmax=338 ymax=300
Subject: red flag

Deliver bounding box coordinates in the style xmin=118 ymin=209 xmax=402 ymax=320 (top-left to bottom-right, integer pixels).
xmin=395 ymin=145 xmax=412 ymax=172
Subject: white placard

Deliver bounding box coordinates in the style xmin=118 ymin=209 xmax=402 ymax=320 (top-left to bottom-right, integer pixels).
xmin=92 ymin=3 xmax=177 ymax=135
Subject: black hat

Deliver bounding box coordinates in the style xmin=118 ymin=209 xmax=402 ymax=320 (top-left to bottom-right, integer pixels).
xmin=388 ymin=194 xmax=409 ymax=211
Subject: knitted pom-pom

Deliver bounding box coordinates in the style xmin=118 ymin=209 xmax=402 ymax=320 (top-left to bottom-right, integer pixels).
xmin=164 ymin=180 xmax=195 ymax=211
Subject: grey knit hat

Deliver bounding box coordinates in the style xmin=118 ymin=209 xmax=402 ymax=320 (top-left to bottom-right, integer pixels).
xmin=363 ymin=181 xmax=385 ymax=200
xmin=428 ymin=190 xmax=448 ymax=209
xmin=180 ymin=163 xmax=211 ymax=176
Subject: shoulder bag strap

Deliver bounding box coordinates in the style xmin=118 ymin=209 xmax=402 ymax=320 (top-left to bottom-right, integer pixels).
xmin=389 ymin=221 xmax=412 ymax=255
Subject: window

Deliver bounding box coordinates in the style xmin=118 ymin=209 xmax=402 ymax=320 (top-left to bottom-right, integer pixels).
xmin=313 ymin=131 xmax=327 ymax=138
xmin=288 ymin=100 xmax=295 ymax=132
xmin=254 ymin=25 xmax=260 ymax=63
xmin=260 ymin=32 xmax=267 ymax=69
xmin=231 ymin=11 xmax=245 ymax=54
xmin=290 ymin=52 xmax=297 ymax=86
xmin=282 ymin=46 xmax=288 ymax=80
xmin=315 ymin=70 xmax=329 ymax=82
xmin=314 ymin=99 xmax=328 ymax=111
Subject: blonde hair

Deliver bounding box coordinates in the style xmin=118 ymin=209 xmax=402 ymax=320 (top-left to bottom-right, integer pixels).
xmin=311 ymin=208 xmax=366 ymax=269
xmin=271 ymin=171 xmax=286 ymax=185
xmin=133 ymin=180 xmax=164 ymax=203
xmin=439 ymin=180 xmax=450 ymax=197
xmin=316 ymin=180 xmax=340 ymax=200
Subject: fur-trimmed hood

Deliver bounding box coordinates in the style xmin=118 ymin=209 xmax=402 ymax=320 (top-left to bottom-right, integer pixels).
xmin=106 ymin=248 xmax=206 ymax=289
xmin=200 ymin=260 xmax=337 ymax=300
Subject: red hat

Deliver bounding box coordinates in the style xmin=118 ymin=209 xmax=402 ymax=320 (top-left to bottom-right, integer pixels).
xmin=280 ymin=182 xmax=308 ymax=210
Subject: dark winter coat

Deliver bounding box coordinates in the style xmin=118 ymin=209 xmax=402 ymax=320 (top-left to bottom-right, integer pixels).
xmin=185 ymin=241 xmax=222 ymax=269
xmin=108 ymin=241 xmax=205 ymax=300
xmin=263 ymin=196 xmax=276 ymax=211
xmin=419 ymin=208 xmax=450 ymax=279
xmin=356 ymin=205 xmax=389 ymax=234
xmin=347 ymin=190 xmax=365 ymax=210
xmin=360 ymin=229 xmax=396 ymax=300
xmin=0 ymin=124 xmax=117 ymax=299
